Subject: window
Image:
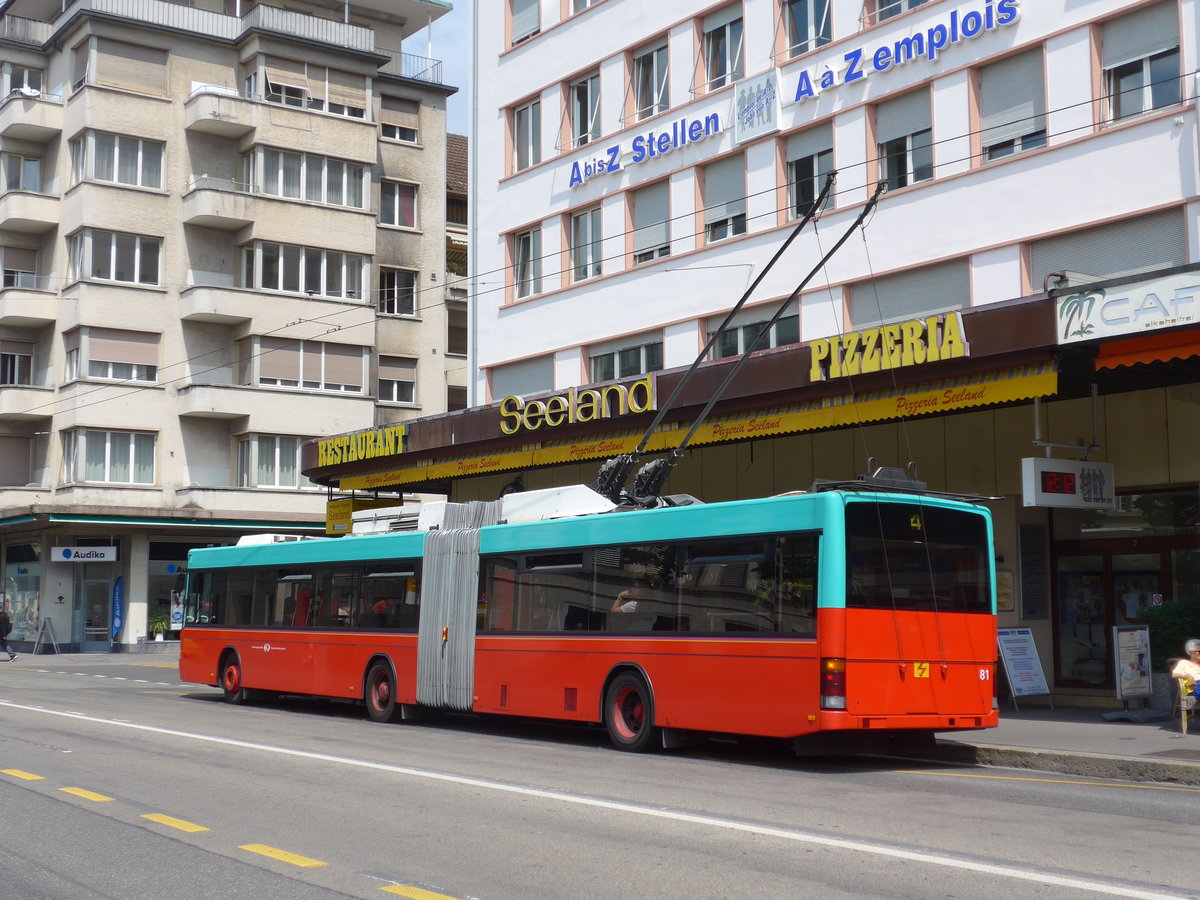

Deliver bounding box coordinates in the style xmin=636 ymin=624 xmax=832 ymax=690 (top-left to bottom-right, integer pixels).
xmin=633 ymin=41 xmax=669 ymax=120
xmin=703 ymin=154 xmax=746 ymax=244
xmin=237 ymin=434 xmax=315 ymax=489
xmin=256 ymin=149 xmax=365 ymax=208
xmin=702 ymin=6 xmax=744 ymax=91
xmin=62 ymin=429 xmax=156 ymax=485
xmin=491 ymin=355 xmax=554 ymax=399
xmin=786 ymin=123 xmax=834 ymax=217
xmin=874 ymin=0 xmax=929 ymax=23
xmin=1029 ymin=209 xmax=1186 ymax=289
xmin=70 ymin=230 xmax=161 ymax=285
xmin=2 ymin=154 xmax=40 ymax=192
xmin=980 ymin=49 xmax=1046 ymax=161
xmin=9 ymin=66 xmax=42 ymax=94
xmin=95 ymin=38 xmax=167 ymax=95
xmin=876 ymin=91 xmax=932 ymax=190
xmin=569 ymin=71 xmax=601 ymax=148
xmin=70 ymin=131 xmax=163 ymax=189
xmin=511 ymin=0 xmax=539 ymax=44
xmin=381 ymin=181 xmax=418 ymax=228
xmin=849 ymin=259 xmax=967 ymax=328
xmin=708 ymin=310 xmax=799 ymax=359
xmin=447 ymin=301 xmax=468 ymax=356
xmin=378 ymin=356 xmax=416 ymax=403
xmin=632 ymin=181 xmax=670 ymax=264
xmin=447 ymin=386 xmax=468 ymax=412
xmin=379 ymin=268 xmax=416 ymax=316
xmin=783 ymin=0 xmax=830 ymax=57
xmin=253 ymin=337 xmax=364 ymax=393
xmin=591 ymin=340 xmax=663 ymax=381
xmin=381 ymin=97 xmax=420 ymax=143
xmin=570 ymin=207 xmax=602 ymax=282
xmin=513 ymin=98 xmax=541 ymax=172
xmin=1102 ymin=2 xmax=1179 ymax=122
xmin=572 ymin=0 xmax=598 ymax=11
xmin=513 ymin=227 xmax=542 ymax=298
xmin=81 ymin=328 xmax=159 ymax=384
xmin=243 ymin=242 xmax=364 ymax=299
xmin=1 ymin=340 xmax=33 ymax=386
xmin=1 ymin=247 xmax=36 ymax=289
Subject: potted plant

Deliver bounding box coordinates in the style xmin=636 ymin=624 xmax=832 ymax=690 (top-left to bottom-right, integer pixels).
xmin=148 ymin=607 xmax=170 ymax=641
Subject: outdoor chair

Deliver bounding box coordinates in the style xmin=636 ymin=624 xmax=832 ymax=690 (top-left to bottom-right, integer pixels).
xmin=1168 ymin=658 xmax=1197 ymax=734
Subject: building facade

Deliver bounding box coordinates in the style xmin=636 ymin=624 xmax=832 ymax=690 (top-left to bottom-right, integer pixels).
xmin=384 ymin=0 xmax=1196 ymax=704
xmin=0 ymin=0 xmax=459 ymax=651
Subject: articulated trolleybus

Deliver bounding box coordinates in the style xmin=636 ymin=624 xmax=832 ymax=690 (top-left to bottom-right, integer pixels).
xmin=180 ymin=479 xmax=998 ymax=752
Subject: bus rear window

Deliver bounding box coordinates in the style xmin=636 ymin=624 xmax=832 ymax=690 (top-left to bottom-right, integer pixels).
xmin=846 ymin=502 xmax=990 ymax=614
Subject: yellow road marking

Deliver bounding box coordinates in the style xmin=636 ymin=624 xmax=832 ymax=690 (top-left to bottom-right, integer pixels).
xmin=239 ymin=844 xmax=328 ymax=868
xmin=142 ymin=813 xmax=209 ymax=833
xmin=898 ymin=770 xmax=1200 ymax=793
xmin=137 ymin=664 xmax=179 ymax=669
xmin=381 ymin=887 xmax=460 ymax=899
xmin=59 ymin=787 xmax=114 ymax=802
xmin=138 ymin=690 xmax=190 ymax=695
xmin=1 ymin=769 xmax=44 ymax=781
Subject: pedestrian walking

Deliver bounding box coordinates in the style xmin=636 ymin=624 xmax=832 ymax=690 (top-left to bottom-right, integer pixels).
xmin=0 ymin=604 xmax=16 ymax=661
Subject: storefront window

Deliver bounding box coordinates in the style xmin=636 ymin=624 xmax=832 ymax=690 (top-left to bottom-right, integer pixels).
xmin=1053 ymin=489 xmax=1199 ymax=540
xmin=3 ymin=542 xmax=42 ymax=642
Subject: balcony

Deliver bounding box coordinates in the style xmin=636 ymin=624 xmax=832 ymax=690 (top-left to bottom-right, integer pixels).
xmin=0 ymin=90 xmax=63 ymax=141
xmin=181 ymin=177 xmax=256 ymax=230
xmin=0 ymin=190 xmax=60 ymax=233
xmin=377 ymin=48 xmax=444 ymax=84
xmin=179 ymin=284 xmax=256 ymax=325
xmin=0 ymin=384 xmax=55 ymax=422
xmin=183 ymin=87 xmax=256 ymax=139
xmin=177 ymin=382 xmax=375 ymax=433
xmin=172 ymin=485 xmax=327 ymax=520
xmin=0 ymin=281 xmax=57 ymax=327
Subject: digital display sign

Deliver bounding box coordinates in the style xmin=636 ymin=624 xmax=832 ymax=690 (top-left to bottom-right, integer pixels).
xmin=1039 ymin=470 xmax=1076 ymax=495
xmin=1022 ymin=458 xmax=1115 ymax=509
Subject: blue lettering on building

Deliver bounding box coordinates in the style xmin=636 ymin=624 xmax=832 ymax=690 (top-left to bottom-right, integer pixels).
xmin=568 ymin=112 xmax=722 ymax=188
xmin=793 ymin=0 xmax=1020 ymax=103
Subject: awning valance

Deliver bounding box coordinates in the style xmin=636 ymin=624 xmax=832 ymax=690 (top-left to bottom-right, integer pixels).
xmin=1095 ymin=329 xmax=1200 ymax=370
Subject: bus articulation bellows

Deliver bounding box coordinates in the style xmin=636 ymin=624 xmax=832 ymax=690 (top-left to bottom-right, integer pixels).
xmin=179 ymin=483 xmax=998 ymax=752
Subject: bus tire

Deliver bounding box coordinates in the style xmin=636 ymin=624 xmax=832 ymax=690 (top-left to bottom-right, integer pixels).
xmin=220 ymin=654 xmax=248 ymax=705
xmin=603 ymin=671 xmax=660 ymax=752
xmin=365 ymin=660 xmax=400 ymax=723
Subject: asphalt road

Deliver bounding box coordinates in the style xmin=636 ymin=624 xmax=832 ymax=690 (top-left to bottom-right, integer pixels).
xmin=1 ymin=656 xmax=1197 ymax=900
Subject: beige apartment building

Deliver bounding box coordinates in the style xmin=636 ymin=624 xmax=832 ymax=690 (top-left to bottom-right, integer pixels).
xmin=0 ymin=0 xmax=460 ymax=651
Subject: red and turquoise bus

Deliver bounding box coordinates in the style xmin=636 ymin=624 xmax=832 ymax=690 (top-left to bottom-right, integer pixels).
xmin=180 ymin=484 xmax=998 ymax=751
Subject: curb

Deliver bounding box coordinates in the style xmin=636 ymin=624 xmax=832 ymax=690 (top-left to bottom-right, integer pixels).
xmin=921 ymin=740 xmax=1200 ymax=787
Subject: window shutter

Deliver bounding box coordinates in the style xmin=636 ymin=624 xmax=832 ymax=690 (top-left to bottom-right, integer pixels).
xmin=302 ymin=343 xmax=324 ymax=383
xmin=703 ymin=154 xmax=745 ymax=223
xmin=512 ymin=0 xmax=539 ymax=42
xmin=326 ymin=68 xmax=365 ymax=109
xmin=875 ymin=89 xmax=930 ymax=145
xmin=0 ymin=435 xmax=31 ymax=486
xmin=265 ymin=56 xmax=306 ymax=89
xmin=379 ymin=356 xmax=417 ymax=380
xmin=323 ymin=344 xmax=363 ymax=386
xmin=2 ymin=247 xmax=36 ymax=271
xmin=491 ymin=355 xmax=554 ymax=398
xmin=980 ymin=49 xmax=1045 ymax=146
xmin=704 ymin=3 xmax=743 ymax=32
xmin=87 ymin=328 xmax=159 ymax=366
xmin=96 ymin=39 xmax=167 ymax=94
xmin=260 ymin=337 xmax=302 ymax=380
xmin=850 ymin=259 xmax=968 ymax=328
xmin=381 ymin=96 xmax=420 ymax=127
xmin=1030 ymin=209 xmax=1186 ymax=285
xmin=72 ymin=40 xmax=89 ymax=88
xmin=785 ymin=121 xmax=833 ymax=161
xmin=0 ymin=339 xmax=33 ymax=355
xmin=1102 ymin=1 xmax=1178 ymax=70
xmin=633 ymin=181 xmax=670 ymax=254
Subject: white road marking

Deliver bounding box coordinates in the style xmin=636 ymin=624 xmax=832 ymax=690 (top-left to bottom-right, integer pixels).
xmin=0 ymin=700 xmax=1188 ymax=900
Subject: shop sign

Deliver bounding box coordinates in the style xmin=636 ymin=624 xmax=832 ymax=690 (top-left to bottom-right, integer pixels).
xmin=567 ymin=113 xmax=723 ymax=188
xmin=54 ymin=546 xmax=117 ymax=562
xmin=809 ymin=312 xmax=968 ymax=382
xmin=1020 ymin=457 xmax=1116 ymax=509
xmin=788 ymin=0 xmax=1020 ymax=105
xmin=325 ymin=498 xmax=403 ymax=535
xmin=735 ymin=71 xmax=780 ymax=144
xmin=1056 ymin=272 xmax=1199 ymax=342
xmin=499 ymin=375 xmax=655 ymax=435
xmin=317 ymin=425 xmax=405 ymax=467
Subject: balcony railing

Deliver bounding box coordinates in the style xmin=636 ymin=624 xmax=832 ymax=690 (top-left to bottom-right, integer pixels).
xmin=0 ymin=14 xmax=51 ymax=44
xmin=378 ymin=48 xmax=444 ymax=84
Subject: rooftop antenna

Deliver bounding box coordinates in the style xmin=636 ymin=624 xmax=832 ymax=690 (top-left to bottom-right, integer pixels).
xmin=616 ymin=180 xmax=889 ymax=507
xmin=595 ymin=172 xmax=838 ymax=503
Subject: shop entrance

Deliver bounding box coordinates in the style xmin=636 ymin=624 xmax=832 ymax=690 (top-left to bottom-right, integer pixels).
xmin=81 ymin=576 xmax=112 ymax=652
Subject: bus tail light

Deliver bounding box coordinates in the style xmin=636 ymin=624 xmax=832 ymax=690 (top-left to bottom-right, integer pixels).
xmin=820 ymin=658 xmax=846 ymax=710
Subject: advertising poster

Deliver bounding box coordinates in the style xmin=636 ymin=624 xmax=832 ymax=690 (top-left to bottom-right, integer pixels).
xmin=997 ymin=628 xmax=1050 ymax=698
xmin=1113 ymin=625 xmax=1152 ymax=700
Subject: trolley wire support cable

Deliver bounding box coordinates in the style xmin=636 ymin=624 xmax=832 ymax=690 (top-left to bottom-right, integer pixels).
xmin=593 ymin=171 xmax=839 ymax=504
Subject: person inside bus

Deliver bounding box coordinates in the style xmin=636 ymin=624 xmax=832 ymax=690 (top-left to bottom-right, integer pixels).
xmin=611 ymin=577 xmax=649 ymax=614
xmin=372 ymin=597 xmax=389 ymax=627
xmin=1171 ymin=639 xmax=1200 ymax=703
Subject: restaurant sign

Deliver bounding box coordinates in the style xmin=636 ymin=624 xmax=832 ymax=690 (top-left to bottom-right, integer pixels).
xmin=809 ymin=311 xmax=968 ymax=381
xmin=1056 ymin=271 xmax=1199 ymax=343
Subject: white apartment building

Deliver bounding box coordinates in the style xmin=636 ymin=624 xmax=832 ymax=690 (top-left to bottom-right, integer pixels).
xmin=0 ymin=0 xmax=460 ymax=652
xmin=428 ymin=0 xmax=1199 ymax=699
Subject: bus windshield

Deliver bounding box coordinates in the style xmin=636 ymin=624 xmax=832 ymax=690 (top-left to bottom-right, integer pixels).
xmin=845 ymin=501 xmax=991 ymax=614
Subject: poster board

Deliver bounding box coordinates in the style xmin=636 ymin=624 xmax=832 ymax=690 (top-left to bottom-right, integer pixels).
xmin=997 ymin=628 xmax=1050 ymax=699
xmin=1113 ymin=625 xmax=1151 ymax=700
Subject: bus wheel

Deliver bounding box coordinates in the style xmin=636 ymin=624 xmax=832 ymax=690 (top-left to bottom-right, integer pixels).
xmin=604 ymin=672 xmax=660 ymax=752
xmin=220 ymin=655 xmax=247 ymax=705
xmin=365 ymin=661 xmax=400 ymax=723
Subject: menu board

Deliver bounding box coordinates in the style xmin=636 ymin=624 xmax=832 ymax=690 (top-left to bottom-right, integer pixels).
xmin=997 ymin=628 xmax=1050 ymax=697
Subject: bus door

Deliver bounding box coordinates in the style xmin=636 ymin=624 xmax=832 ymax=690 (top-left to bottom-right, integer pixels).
xmin=416 ymin=501 xmax=501 ymax=711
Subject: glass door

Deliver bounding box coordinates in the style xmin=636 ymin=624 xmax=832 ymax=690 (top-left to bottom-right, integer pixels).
xmin=1112 ymin=553 xmax=1163 ymax=625
xmin=82 ymin=577 xmax=111 ymax=651
xmin=1056 ymin=555 xmax=1106 ymax=685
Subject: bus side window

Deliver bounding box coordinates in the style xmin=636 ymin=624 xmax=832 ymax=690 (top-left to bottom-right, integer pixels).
xmin=483 ymin=559 xmax=516 ymax=631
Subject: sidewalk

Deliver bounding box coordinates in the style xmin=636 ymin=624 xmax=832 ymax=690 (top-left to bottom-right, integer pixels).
xmin=926 ymin=705 xmax=1200 ymax=786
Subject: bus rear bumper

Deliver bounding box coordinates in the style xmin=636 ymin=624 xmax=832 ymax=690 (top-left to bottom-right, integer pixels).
xmin=818 ymin=710 xmax=999 ymax=732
